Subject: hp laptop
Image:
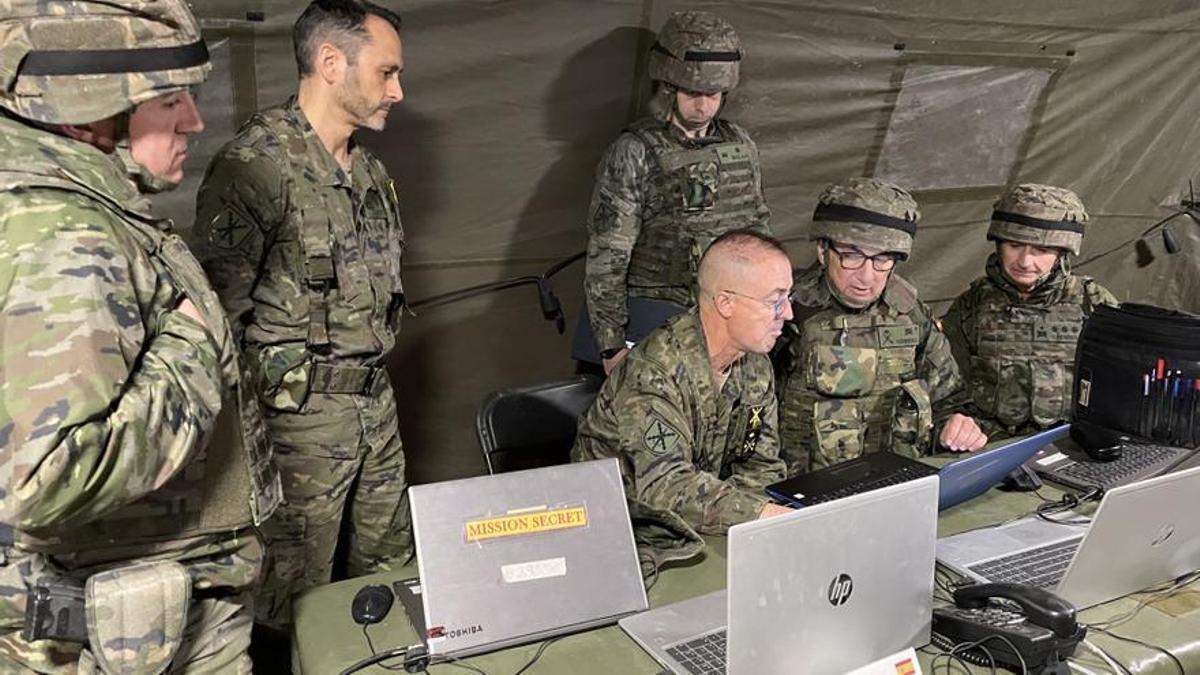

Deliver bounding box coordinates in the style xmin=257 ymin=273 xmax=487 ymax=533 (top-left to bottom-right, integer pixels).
xmin=767 ymin=424 xmax=1070 ymax=510
xmin=397 ymin=459 xmax=647 ymax=659
xmin=938 ymin=464 xmax=1200 ymax=609
xmin=621 ymin=475 xmax=939 ymax=675
xmin=1031 ymin=439 xmax=1200 ymax=491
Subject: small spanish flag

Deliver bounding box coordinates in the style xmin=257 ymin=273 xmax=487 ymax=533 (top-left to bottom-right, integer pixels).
xmin=894 ymin=658 xmax=916 ymax=675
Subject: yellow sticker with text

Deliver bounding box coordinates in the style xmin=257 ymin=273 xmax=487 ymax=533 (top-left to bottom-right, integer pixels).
xmin=464 ymin=506 xmax=588 ymax=543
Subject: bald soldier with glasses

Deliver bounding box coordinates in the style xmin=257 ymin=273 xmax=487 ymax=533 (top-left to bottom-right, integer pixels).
xmin=772 ymin=178 xmax=987 ymax=476
xmin=573 ymin=229 xmax=792 ymax=562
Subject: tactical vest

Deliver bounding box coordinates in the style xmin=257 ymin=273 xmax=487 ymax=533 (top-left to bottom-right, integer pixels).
xmin=0 ymin=122 xmax=280 ymax=555
xmin=250 ymin=106 xmax=406 ymax=366
xmin=963 ymin=275 xmax=1096 ymax=430
xmin=777 ymin=273 xmax=934 ymax=472
xmin=625 ymin=118 xmax=768 ymax=306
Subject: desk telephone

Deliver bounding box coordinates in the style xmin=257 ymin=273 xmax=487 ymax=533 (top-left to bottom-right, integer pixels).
xmin=932 ymin=583 xmax=1085 ymax=674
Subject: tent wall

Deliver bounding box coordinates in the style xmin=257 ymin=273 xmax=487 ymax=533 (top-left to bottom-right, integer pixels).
xmin=161 ymin=1 xmax=1200 ymax=484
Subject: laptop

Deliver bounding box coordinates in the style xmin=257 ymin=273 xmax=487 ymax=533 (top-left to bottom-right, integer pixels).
xmin=767 ymin=424 xmax=1070 ymax=510
xmin=620 ymin=475 xmax=939 ymax=675
xmin=1031 ymin=438 xmax=1200 ymax=491
xmin=937 ymin=464 xmax=1200 ymax=609
xmin=397 ymin=459 xmax=647 ymax=659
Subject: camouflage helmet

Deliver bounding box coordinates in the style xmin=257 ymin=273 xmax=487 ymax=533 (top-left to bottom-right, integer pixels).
xmin=647 ymin=11 xmax=742 ymax=94
xmin=810 ymin=177 xmax=921 ymax=258
xmin=0 ymin=0 xmax=211 ymax=125
xmin=988 ymin=183 xmax=1087 ymax=255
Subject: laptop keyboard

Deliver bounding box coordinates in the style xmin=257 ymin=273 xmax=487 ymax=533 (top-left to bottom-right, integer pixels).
xmin=803 ymin=462 xmax=939 ymax=505
xmin=1053 ymin=444 xmax=1189 ymax=489
xmin=967 ymin=537 xmax=1083 ymax=588
xmin=665 ymin=629 xmax=726 ymax=675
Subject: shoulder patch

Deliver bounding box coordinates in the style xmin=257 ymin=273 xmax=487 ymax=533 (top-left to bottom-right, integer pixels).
xmin=642 ymin=413 xmax=683 ymax=456
xmin=207 ymin=212 xmax=254 ymax=250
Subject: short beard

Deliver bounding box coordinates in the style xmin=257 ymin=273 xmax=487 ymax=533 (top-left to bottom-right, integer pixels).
xmin=336 ymin=67 xmax=386 ymax=131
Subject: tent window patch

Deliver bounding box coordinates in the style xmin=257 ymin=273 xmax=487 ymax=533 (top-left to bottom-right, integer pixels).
xmin=875 ymin=64 xmax=1052 ymax=192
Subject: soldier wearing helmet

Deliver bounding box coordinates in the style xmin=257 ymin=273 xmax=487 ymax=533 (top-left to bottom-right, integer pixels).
xmin=772 ymin=178 xmax=987 ymax=475
xmin=191 ymin=0 xmax=411 ymax=631
xmin=0 ymin=0 xmax=280 ymax=671
xmin=942 ymin=184 xmax=1118 ymax=438
xmin=581 ymin=10 xmax=771 ymax=374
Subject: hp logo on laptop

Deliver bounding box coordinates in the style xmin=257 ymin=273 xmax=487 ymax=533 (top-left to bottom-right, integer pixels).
xmin=827 ymin=573 xmax=854 ymax=606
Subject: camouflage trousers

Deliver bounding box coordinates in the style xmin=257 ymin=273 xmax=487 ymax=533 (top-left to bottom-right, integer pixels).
xmin=255 ymin=375 xmax=413 ymax=629
xmin=0 ymin=590 xmax=252 ymax=674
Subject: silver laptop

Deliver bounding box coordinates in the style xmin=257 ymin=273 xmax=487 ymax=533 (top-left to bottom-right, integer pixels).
xmin=620 ymin=475 xmax=939 ymax=675
xmin=938 ymin=464 xmax=1200 ymax=609
xmin=401 ymin=459 xmax=647 ymax=658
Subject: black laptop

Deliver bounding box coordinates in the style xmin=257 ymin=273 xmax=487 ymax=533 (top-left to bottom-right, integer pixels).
xmin=767 ymin=425 xmax=1071 ymax=510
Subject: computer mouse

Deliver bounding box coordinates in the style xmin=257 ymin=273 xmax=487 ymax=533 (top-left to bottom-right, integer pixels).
xmin=1084 ymin=444 xmax=1123 ymax=462
xmin=350 ymin=584 xmax=394 ymax=625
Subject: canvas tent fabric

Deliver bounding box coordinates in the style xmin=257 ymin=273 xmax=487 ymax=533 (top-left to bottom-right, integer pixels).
xmin=158 ymin=0 xmax=1200 ymax=484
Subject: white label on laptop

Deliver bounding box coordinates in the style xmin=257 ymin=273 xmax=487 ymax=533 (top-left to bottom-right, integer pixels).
xmin=792 ymin=492 xmax=805 ymax=500
xmin=1037 ymin=452 xmax=1068 ymax=467
xmin=845 ymin=647 xmax=922 ymax=675
xmin=501 ymin=557 xmax=567 ymax=584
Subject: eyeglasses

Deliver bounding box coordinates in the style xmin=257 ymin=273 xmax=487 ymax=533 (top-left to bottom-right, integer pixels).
xmin=827 ymin=245 xmax=899 ymax=272
xmin=721 ymin=289 xmax=792 ymax=319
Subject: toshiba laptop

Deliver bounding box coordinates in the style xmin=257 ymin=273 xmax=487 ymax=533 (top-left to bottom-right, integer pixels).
xmin=938 ymin=464 xmax=1200 ymax=609
xmin=620 ymin=475 xmax=939 ymax=675
xmin=767 ymin=424 xmax=1070 ymax=511
xmin=397 ymin=459 xmax=647 ymax=659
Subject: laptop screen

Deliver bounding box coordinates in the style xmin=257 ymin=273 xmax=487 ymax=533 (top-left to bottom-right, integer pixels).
xmin=727 ymin=476 xmax=939 ymax=673
xmin=408 ymin=459 xmax=647 ymax=657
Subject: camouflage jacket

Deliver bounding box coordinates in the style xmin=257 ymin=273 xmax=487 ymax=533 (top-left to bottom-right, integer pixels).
xmin=0 ymin=115 xmax=279 ymax=637
xmin=193 ymin=96 xmax=405 ymax=412
xmin=572 ymin=310 xmax=786 ymax=560
xmin=942 ymin=254 xmax=1118 ymax=438
xmin=773 ymin=264 xmax=969 ymax=475
xmin=584 ymin=117 xmax=770 ymax=352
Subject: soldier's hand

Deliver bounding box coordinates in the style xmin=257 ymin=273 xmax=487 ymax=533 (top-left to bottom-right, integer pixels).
xmin=758 ymin=502 xmax=794 ymax=520
xmin=602 ymin=348 xmax=630 ymax=375
xmin=176 ymin=297 xmax=209 ymax=330
xmin=938 ymin=414 xmax=988 ymax=452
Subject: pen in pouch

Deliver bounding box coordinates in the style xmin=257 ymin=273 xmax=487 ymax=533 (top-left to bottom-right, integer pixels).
xmin=1192 ymin=379 xmax=1200 ymax=447
xmin=1171 ymin=373 xmax=1182 ymax=445
xmin=1153 ymin=359 xmax=1167 ymax=440
xmin=1140 ymin=373 xmax=1151 ymax=438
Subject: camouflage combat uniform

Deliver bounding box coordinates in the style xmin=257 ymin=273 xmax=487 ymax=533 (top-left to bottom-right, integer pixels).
xmin=0 ymin=3 xmax=280 ymax=671
xmin=193 ymin=96 xmax=411 ymax=628
xmin=585 ymin=120 xmax=771 ymax=352
xmin=773 ymin=178 xmax=969 ymax=475
xmin=942 ymin=184 xmax=1117 ymax=439
xmin=571 ymin=310 xmax=786 ymax=558
xmin=776 ymin=266 xmax=966 ymax=475
xmin=584 ymin=10 xmax=770 ymax=355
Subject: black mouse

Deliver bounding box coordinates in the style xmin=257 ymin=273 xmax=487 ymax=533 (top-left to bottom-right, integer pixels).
xmin=1084 ymin=444 xmax=1123 ymax=462
xmin=351 ymin=584 xmax=394 ymax=625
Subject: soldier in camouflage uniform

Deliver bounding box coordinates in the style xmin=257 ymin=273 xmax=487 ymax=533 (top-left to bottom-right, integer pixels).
xmin=584 ymin=10 xmax=771 ymax=374
xmin=774 ymin=178 xmax=987 ymax=476
xmin=0 ymin=1 xmax=281 ymax=672
xmin=573 ymin=230 xmax=792 ymax=560
xmin=191 ymin=0 xmax=410 ymax=629
xmin=942 ymin=184 xmax=1118 ymax=439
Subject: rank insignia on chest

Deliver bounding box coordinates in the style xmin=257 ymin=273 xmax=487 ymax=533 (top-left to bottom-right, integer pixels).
xmin=742 ymin=406 xmax=764 ymax=455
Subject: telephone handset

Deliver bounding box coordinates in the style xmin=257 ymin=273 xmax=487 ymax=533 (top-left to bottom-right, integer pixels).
xmin=932 ymin=582 xmax=1086 ymax=673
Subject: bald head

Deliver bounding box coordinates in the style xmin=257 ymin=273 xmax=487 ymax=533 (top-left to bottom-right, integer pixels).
xmin=698 ymin=230 xmax=789 ymax=297
xmin=698 ymin=229 xmax=794 ymax=358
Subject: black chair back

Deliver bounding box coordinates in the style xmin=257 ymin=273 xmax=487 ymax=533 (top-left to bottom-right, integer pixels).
xmin=476 ymin=375 xmax=602 ymax=474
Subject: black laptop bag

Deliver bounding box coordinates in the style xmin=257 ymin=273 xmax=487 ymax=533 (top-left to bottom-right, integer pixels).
xmin=1072 ymin=303 xmax=1200 ymax=448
